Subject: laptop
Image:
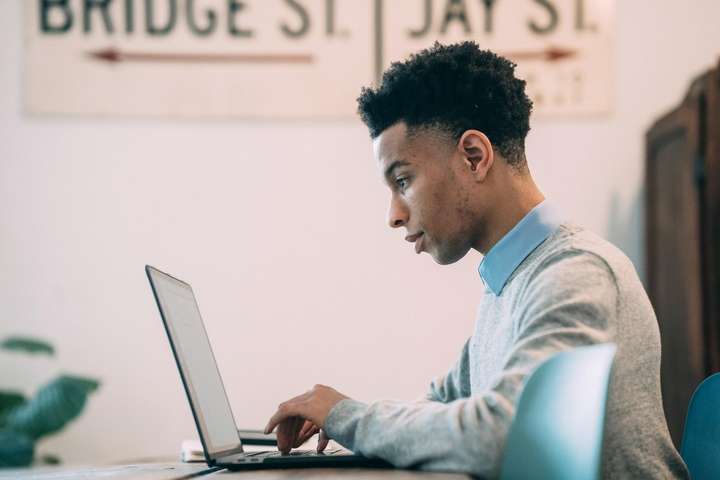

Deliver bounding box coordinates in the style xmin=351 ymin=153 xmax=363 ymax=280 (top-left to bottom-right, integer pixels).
xmin=145 ymin=265 xmax=391 ymax=470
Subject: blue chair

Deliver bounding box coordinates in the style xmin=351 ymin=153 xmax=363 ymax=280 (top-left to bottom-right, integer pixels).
xmin=680 ymin=372 xmax=720 ymax=479
xmin=500 ymin=343 xmax=617 ymax=480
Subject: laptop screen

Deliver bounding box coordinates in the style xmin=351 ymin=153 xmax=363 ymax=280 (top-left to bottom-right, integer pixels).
xmin=146 ymin=266 xmax=241 ymax=458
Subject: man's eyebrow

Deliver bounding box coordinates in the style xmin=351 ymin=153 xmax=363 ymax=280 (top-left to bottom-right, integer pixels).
xmin=384 ymin=160 xmax=411 ymax=179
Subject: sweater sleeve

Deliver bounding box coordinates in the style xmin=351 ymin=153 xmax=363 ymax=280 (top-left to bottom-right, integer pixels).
xmin=425 ymin=338 xmax=472 ymax=402
xmin=323 ymin=250 xmax=618 ymax=478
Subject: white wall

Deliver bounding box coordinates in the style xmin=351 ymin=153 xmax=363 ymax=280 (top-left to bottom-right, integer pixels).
xmin=1 ymin=0 xmax=719 ymax=465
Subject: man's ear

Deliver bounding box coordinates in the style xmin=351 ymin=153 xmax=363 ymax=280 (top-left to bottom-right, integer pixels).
xmin=458 ymin=130 xmax=494 ymax=181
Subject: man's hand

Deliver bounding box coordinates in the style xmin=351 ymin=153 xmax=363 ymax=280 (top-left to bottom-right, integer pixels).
xmin=264 ymin=384 xmax=349 ymax=454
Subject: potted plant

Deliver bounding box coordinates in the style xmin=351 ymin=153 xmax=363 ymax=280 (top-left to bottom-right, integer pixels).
xmin=0 ymin=336 xmax=100 ymax=467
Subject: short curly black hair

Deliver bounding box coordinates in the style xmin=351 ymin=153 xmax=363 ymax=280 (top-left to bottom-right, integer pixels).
xmin=357 ymin=41 xmax=533 ymax=167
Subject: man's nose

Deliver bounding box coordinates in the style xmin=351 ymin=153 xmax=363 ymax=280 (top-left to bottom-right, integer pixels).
xmin=387 ymin=197 xmax=409 ymax=228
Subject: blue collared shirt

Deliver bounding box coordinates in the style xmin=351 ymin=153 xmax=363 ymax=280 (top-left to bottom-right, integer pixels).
xmin=479 ymin=201 xmax=563 ymax=296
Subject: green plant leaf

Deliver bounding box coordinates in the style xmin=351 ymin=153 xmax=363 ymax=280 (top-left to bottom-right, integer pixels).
xmin=40 ymin=453 xmax=61 ymax=465
xmin=0 ymin=337 xmax=54 ymax=356
xmin=0 ymin=392 xmax=26 ymax=415
xmin=3 ymin=375 xmax=100 ymax=440
xmin=0 ymin=430 xmax=34 ymax=467
xmin=0 ymin=392 xmax=26 ymax=427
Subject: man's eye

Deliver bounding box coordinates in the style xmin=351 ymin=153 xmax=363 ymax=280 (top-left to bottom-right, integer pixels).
xmin=395 ymin=176 xmax=410 ymax=190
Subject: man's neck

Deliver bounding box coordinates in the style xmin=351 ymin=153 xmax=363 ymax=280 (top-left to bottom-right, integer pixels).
xmin=475 ymin=177 xmax=545 ymax=255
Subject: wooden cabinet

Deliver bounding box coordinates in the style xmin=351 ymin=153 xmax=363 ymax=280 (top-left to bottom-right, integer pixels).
xmin=646 ymin=59 xmax=720 ymax=447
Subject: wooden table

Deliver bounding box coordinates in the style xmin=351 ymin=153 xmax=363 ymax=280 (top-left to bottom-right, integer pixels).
xmin=0 ymin=462 xmax=471 ymax=479
xmin=206 ymin=468 xmax=469 ymax=479
xmin=0 ymin=462 xmax=214 ymax=479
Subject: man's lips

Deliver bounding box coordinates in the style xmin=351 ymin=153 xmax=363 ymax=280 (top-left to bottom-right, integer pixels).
xmin=405 ymin=232 xmax=423 ymax=243
xmin=405 ymin=232 xmax=424 ymax=254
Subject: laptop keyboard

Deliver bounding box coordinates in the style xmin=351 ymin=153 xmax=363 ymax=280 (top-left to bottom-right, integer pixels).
xmin=241 ymin=449 xmax=344 ymax=459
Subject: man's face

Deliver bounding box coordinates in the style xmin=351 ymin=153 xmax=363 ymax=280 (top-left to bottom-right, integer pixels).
xmin=374 ymin=122 xmax=481 ymax=265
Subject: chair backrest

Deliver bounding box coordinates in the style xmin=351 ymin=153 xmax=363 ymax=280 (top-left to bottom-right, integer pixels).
xmin=500 ymin=343 xmax=617 ymax=480
xmin=681 ymin=372 xmax=720 ymax=479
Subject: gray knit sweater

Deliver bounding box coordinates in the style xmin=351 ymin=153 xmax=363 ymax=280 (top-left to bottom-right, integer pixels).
xmin=324 ymin=223 xmax=689 ymax=479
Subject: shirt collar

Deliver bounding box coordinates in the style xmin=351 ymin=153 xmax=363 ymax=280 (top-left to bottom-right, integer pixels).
xmin=478 ymin=200 xmax=562 ymax=296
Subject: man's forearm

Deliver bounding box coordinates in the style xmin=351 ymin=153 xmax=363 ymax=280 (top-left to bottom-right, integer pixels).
xmin=324 ymin=394 xmax=513 ymax=478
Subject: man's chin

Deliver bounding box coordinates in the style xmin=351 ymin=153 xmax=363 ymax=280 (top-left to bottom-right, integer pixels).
xmin=428 ymin=246 xmax=468 ymax=265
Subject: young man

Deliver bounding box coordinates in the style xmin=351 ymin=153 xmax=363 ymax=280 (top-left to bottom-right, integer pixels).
xmin=264 ymin=42 xmax=688 ymax=478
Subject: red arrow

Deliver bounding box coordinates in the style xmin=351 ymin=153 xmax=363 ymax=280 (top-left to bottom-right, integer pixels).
xmin=87 ymin=45 xmax=574 ymax=66
xmin=87 ymin=47 xmax=314 ymax=64
xmin=502 ymin=46 xmax=578 ymax=63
